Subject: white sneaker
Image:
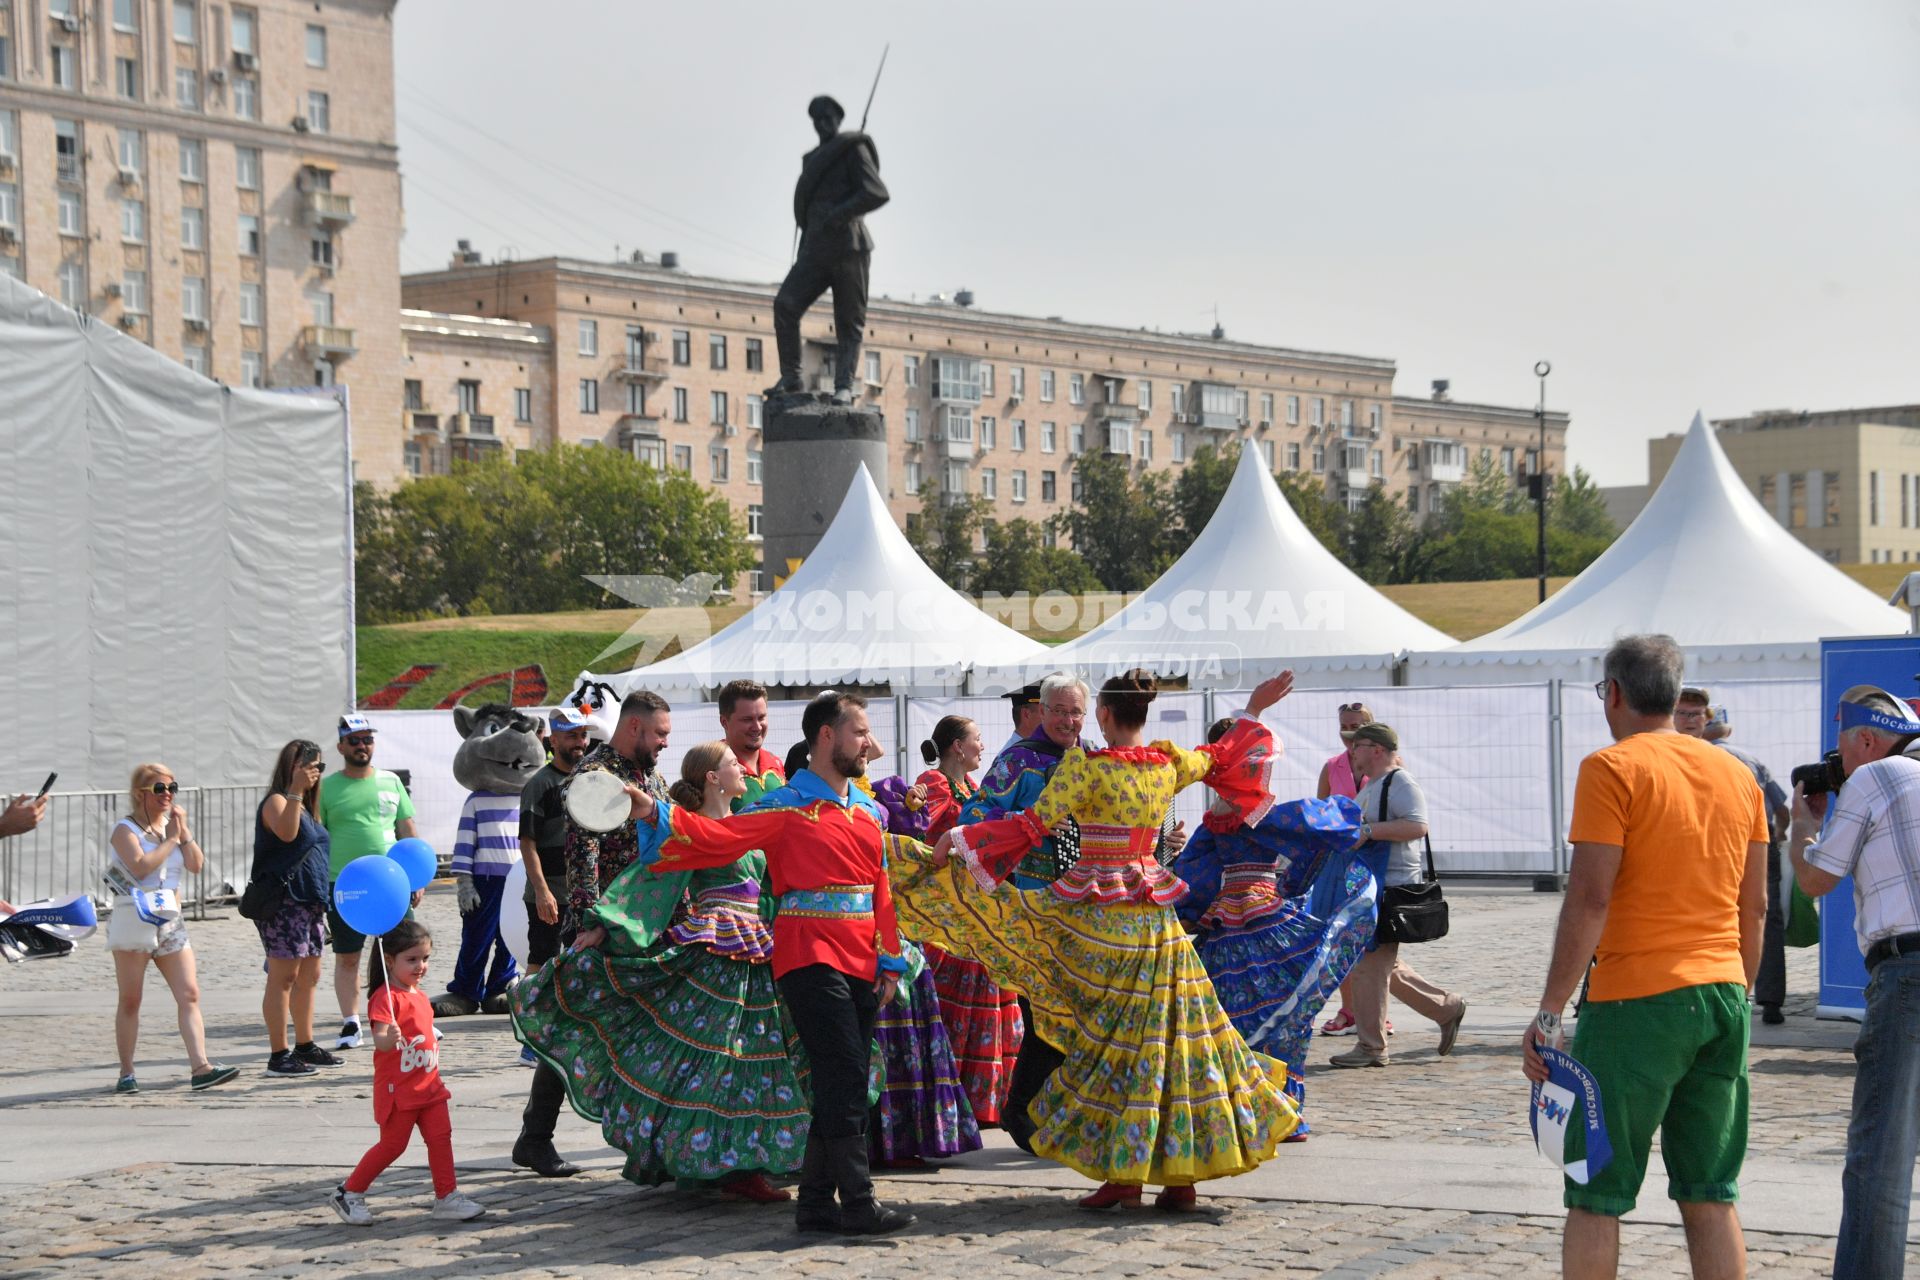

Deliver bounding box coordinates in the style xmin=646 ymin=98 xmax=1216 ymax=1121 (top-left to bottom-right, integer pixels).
xmin=335 ymin=1019 xmax=362 ymax=1050
xmin=431 ymin=1191 xmax=485 ymax=1221
xmin=328 ymin=1185 xmax=372 ymax=1226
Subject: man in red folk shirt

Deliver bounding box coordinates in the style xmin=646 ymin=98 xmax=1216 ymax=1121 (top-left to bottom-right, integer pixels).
xmin=626 ymin=690 xmax=914 ymax=1237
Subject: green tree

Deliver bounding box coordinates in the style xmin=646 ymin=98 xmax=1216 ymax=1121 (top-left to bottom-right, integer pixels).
xmin=974 ymin=517 xmax=1105 ymax=597
xmin=1171 ymin=444 xmax=1238 ymax=546
xmin=903 ymin=479 xmax=993 ymax=591
xmin=1344 ymin=485 xmax=1426 ymax=584
xmin=1053 ymin=452 xmax=1178 ymax=591
xmin=1552 ymin=465 xmax=1618 ymax=540
xmin=1273 ymin=470 xmax=1349 ymax=556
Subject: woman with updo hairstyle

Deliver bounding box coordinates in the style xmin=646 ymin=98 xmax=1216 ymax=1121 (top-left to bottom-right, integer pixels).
xmin=510 ymin=739 xmax=808 ymax=1204
xmin=896 ymin=667 xmax=1303 ymax=1211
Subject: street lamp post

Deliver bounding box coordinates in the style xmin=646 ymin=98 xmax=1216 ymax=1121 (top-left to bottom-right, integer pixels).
xmin=1532 ymin=360 xmax=1552 ymax=604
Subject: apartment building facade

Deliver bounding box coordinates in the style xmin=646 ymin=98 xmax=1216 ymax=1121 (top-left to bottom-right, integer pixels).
xmin=400 ymin=255 xmax=1569 ymax=583
xmin=1644 ymin=405 xmax=1920 ymax=564
xmin=0 ymin=0 xmax=404 ymax=481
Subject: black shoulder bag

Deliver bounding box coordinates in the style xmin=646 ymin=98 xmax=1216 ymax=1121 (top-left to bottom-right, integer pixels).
xmin=1375 ymin=771 xmax=1449 ymax=944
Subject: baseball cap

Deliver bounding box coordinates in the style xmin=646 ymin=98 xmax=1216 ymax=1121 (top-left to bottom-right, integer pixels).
xmin=338 ymin=713 xmax=375 ymax=740
xmin=1349 ymin=722 xmax=1399 ymax=752
xmin=1002 ymin=682 xmax=1044 ymax=708
xmin=549 ymin=706 xmax=592 ymax=732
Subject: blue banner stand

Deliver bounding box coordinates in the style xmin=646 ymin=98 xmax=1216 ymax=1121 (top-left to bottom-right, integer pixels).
xmin=1815 ymin=635 xmax=1920 ymax=1020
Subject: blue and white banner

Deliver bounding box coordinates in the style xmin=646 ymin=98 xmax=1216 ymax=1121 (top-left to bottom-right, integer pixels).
xmin=1530 ymin=1044 xmax=1613 ymax=1185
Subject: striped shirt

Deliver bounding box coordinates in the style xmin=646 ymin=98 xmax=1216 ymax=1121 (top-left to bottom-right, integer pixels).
xmin=1804 ymin=753 xmax=1920 ymax=955
xmin=451 ymin=789 xmax=522 ymax=878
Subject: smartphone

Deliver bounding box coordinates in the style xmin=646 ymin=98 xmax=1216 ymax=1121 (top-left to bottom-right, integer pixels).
xmin=35 ymin=772 xmax=56 ymax=799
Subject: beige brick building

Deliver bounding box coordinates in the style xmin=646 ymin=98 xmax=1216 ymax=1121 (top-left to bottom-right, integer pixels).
xmin=0 ymin=0 xmax=404 ymax=482
xmin=1643 ymin=405 xmax=1920 ymax=564
xmin=399 ymin=303 xmax=550 ymax=471
xmin=401 ymin=255 xmax=1569 ymax=587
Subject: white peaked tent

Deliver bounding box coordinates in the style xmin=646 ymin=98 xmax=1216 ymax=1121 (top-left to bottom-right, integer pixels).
xmin=583 ymin=463 xmax=1049 ymax=696
xmin=1406 ymin=411 xmax=1911 ymax=685
xmin=1044 ymin=442 xmax=1455 ymax=689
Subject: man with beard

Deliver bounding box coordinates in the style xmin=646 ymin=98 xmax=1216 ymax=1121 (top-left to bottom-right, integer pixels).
xmin=624 ymin=691 xmax=915 ymax=1236
xmin=509 ymin=691 xmax=671 ymax=1179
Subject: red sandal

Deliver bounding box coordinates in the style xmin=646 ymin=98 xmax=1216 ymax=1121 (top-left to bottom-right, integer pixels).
xmin=1078 ymin=1182 xmax=1142 ymax=1210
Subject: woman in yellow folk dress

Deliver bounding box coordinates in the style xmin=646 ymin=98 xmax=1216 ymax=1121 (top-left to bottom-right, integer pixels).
xmin=893 ymin=669 xmax=1300 ymax=1211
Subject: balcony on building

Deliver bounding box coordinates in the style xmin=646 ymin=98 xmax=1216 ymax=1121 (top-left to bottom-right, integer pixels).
xmin=618 ymin=412 xmax=663 ymax=441
xmin=1423 ymin=439 xmax=1467 ymax=484
xmin=406 ymin=412 xmax=444 ymax=440
xmin=937 ymin=406 xmax=977 ymax=461
xmin=1105 ymin=422 xmax=1135 ymax=456
xmin=302 ymin=325 xmax=357 ymax=358
xmin=1192 ymin=381 xmax=1248 ymax=432
xmin=449 ymin=413 xmax=497 ymax=439
xmin=615 ymin=353 xmax=669 ymax=381
xmin=305 ymin=190 xmax=355 ymax=227
xmin=930 ymin=356 xmax=983 ymax=406
xmin=1341 ymin=443 xmax=1372 ymax=491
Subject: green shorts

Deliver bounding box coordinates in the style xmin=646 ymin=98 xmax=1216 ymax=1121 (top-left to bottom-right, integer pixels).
xmin=1565 ymin=981 xmax=1749 ymax=1215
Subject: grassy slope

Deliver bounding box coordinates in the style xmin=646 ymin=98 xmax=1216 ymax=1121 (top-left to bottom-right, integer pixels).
xmin=356 ymin=564 xmax=1906 ymax=708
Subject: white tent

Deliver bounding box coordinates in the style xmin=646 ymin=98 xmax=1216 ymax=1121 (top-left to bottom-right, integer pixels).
xmin=1406 ymin=411 xmax=1910 ymax=685
xmin=1043 ymin=441 xmax=1455 ymax=689
xmin=583 ymin=463 xmax=1050 ymax=697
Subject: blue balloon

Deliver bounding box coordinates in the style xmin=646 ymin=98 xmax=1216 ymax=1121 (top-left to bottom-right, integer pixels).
xmin=387 ymin=838 xmax=439 ymax=893
xmin=333 ymin=854 xmax=410 ymax=937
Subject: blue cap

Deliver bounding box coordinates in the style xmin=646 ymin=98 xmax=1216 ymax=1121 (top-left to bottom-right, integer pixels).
xmin=338 ymin=713 xmax=375 ymax=739
xmin=549 ymin=707 xmax=592 ymax=732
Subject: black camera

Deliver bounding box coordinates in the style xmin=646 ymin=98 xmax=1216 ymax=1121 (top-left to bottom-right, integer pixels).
xmin=1790 ymin=749 xmax=1846 ymax=797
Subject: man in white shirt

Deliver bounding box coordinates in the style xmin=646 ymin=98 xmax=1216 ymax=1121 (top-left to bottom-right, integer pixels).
xmin=1790 ymin=684 xmax=1920 ymax=1278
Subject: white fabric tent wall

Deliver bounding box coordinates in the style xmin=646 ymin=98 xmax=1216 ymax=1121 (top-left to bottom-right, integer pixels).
xmin=1405 ymin=412 xmax=1909 ymax=685
xmin=0 ymin=276 xmax=352 ymax=792
xmin=584 ymin=463 xmax=1048 ymax=698
xmin=1044 ymin=443 xmax=1454 ymax=690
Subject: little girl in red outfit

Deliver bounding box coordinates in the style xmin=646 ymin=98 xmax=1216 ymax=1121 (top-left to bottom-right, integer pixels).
xmin=329 ymin=922 xmax=484 ymax=1224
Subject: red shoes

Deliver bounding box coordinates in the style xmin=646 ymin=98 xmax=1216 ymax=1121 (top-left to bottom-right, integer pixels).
xmin=1077 ymin=1182 xmax=1142 ymax=1210
xmin=1156 ymin=1185 xmax=1199 ymax=1212
xmin=720 ymin=1172 xmax=791 ymax=1203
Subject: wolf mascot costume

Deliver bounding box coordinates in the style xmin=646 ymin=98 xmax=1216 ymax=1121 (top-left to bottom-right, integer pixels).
xmin=433 ymin=703 xmax=546 ymax=1017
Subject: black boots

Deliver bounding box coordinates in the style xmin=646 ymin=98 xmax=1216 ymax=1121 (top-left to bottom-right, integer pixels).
xmin=794 ymin=1133 xmax=839 ymax=1233
xmin=511 ymin=1136 xmax=580 ymax=1178
xmin=513 ymin=1065 xmax=581 ymax=1177
xmin=826 ymin=1135 xmax=915 ymax=1235
xmin=794 ymin=1133 xmax=915 ymax=1235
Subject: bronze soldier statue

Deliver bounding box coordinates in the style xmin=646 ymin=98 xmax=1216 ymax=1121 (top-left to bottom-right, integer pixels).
xmin=769 ymin=95 xmax=890 ymax=404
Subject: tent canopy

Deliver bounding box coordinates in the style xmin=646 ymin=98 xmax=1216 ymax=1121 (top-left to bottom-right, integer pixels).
xmin=587 ymin=463 xmax=1048 ymax=697
xmin=1044 ymin=442 xmax=1455 ymax=689
xmin=1408 ymin=411 xmax=1908 ymax=678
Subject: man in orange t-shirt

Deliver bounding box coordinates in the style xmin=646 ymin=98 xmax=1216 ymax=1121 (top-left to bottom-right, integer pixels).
xmin=1521 ymin=635 xmax=1768 ymax=1280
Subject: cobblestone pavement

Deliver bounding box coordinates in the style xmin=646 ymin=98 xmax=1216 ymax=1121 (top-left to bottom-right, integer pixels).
xmin=2 ymin=885 xmax=1910 ymax=1277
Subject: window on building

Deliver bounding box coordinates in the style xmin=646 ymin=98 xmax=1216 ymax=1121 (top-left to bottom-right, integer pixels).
xmin=118 ymin=199 xmax=144 ymax=241
xmin=181 ymin=275 xmax=207 ymax=321
xmin=932 ymin=356 xmax=982 ymax=402
xmin=121 ymin=270 xmax=147 ymax=314
xmin=403 ymin=379 xmax=423 ymax=410
xmin=905 ymin=459 xmax=923 ymax=490
xmin=671 ymin=329 xmax=690 ymax=365
xmin=981 ymin=362 xmax=995 ymax=397
xmin=669 ymin=444 xmax=692 ymax=472
xmin=238 ymin=213 xmax=261 ymax=256
xmin=1040 ymin=370 xmax=1055 ymax=402
xmin=980 ymin=416 xmax=997 ymax=450
xmin=111 ymin=129 xmax=142 ymax=174
xmin=1408 ymin=486 xmax=1421 ymax=514
xmin=232 ymin=77 xmax=258 ymax=120
xmin=1041 ymin=470 xmax=1056 ymax=502
xmin=306 ymin=92 xmax=330 ymax=134
xmin=54 ymin=119 xmax=80 ymax=182
xmin=576 ymin=318 xmax=597 ymax=355
xmin=115 ymin=57 xmax=140 ymax=99
xmin=672 ymin=387 xmax=689 ymax=422
xmin=623 ymin=382 xmax=647 ymax=415
xmin=115 ymin=0 xmax=140 ymax=28
xmin=232 ymin=146 xmax=261 ymax=191
xmin=863 ymin=350 xmax=879 ymax=384
xmin=1009 ymin=366 xmax=1025 ymax=399
xmin=1286 ymin=442 xmax=1301 ymax=470
xmin=182 ymin=345 xmax=208 ymax=377
xmin=1041 ymin=421 xmax=1056 ymax=453
xmin=173 ymin=0 xmax=196 ymax=42
xmin=454 ymin=380 xmax=480 ymax=414
xmin=0 ymin=183 xmax=17 ymax=229
xmin=1170 ymin=383 xmax=1184 ymax=416
xmin=57 ymin=190 xmax=83 ymax=236
xmin=710 ymin=446 xmax=730 ymax=482
xmin=747 ymin=395 xmax=763 ymax=430
xmin=945 ymin=463 xmax=967 ymax=496
xmin=176 ymin=67 xmax=199 ymax=109
xmin=229 ymin=8 xmax=259 ymax=55
xmin=239 ymin=282 xmax=262 ymax=326
xmin=1311 ymin=445 xmax=1325 ymax=471
xmin=1071 ymin=424 xmax=1085 ymax=455
xmin=240 ymin=351 xmax=263 ymax=388
xmin=1135 ymin=380 xmax=1151 ymax=411
xmin=1500 ymin=446 xmax=1515 ymax=476
xmin=1788 ymin=474 xmax=1806 ymax=529
xmin=1262 ymin=440 xmax=1277 ymax=468
xmin=311 ymin=229 xmax=335 ymax=269
xmin=1310 ymin=397 xmax=1325 ymax=427
xmin=1010 ymin=419 xmax=1027 ymax=451
xmin=710 ymin=390 xmax=728 ymax=425
xmin=0 ymin=35 xmax=12 ymax=81
xmin=1369 ymin=404 xmax=1383 ymax=432
xmin=49 ymin=43 xmax=81 ymax=90
xmin=904 ymin=354 xmax=920 ymax=388
xmin=1069 ymin=372 xmax=1084 ymax=405
xmin=1372 ymin=449 xmax=1385 ymax=478
xmin=1140 ymin=430 xmax=1154 ymax=462
xmin=746 ymin=502 xmax=763 ymax=537
xmin=179 ymin=137 xmax=205 ymax=182
xmin=58 ymin=260 xmax=85 ymax=309
xmin=1286 ymin=395 xmax=1300 ymax=425
xmin=704 ymin=332 xmax=726 ymax=369
xmin=981 ymin=468 xmax=997 ymax=500
xmin=1340 ymin=399 xmax=1355 ymax=428
xmin=1012 ymin=470 xmax=1029 ymax=502
xmin=943 ymin=408 xmax=973 ymax=444
xmin=1866 ymin=472 xmax=1877 ymax=527
xmin=904 ymin=408 xmax=920 ymax=441
xmin=0 ymin=111 xmax=15 ymax=162
xmin=745 ymin=337 xmax=763 ymax=372
xmin=305 ymin=23 xmax=327 ymax=67
xmin=747 ymin=449 xmax=762 ymax=485
xmin=1171 ymin=430 xmax=1184 ymax=463
xmin=180 ymin=206 xmax=205 ymax=250
xmin=1071 ymin=472 xmax=1084 ymax=504
xmin=579 ymin=378 xmax=599 ymax=414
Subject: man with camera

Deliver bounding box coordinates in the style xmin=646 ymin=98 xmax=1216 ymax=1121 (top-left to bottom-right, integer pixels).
xmin=1788 ymin=684 xmax=1920 ymax=1279
xmin=1523 ymin=635 xmax=1769 ymax=1280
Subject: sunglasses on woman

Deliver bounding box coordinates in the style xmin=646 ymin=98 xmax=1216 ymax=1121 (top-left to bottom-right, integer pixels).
xmin=149 ymin=782 xmax=179 ymax=796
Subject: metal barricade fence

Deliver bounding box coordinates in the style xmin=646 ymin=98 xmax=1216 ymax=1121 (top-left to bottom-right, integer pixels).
xmin=1 ymin=785 xmax=267 ymax=920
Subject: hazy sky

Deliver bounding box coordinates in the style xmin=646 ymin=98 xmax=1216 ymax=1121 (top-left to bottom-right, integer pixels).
xmin=394 ymin=1 xmax=1920 ymax=486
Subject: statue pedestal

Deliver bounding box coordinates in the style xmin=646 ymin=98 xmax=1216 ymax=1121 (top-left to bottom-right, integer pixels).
xmin=760 ymin=392 xmax=889 ymax=587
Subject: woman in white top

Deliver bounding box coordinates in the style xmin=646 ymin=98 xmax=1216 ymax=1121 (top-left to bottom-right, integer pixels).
xmin=107 ymin=763 xmax=237 ymax=1094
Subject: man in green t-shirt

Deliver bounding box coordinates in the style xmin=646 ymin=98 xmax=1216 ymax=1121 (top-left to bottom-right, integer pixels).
xmin=315 ymin=713 xmax=418 ymax=1049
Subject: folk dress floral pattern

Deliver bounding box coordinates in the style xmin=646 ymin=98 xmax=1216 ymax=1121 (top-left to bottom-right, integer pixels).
xmin=890 ymin=717 xmax=1299 ymax=1186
